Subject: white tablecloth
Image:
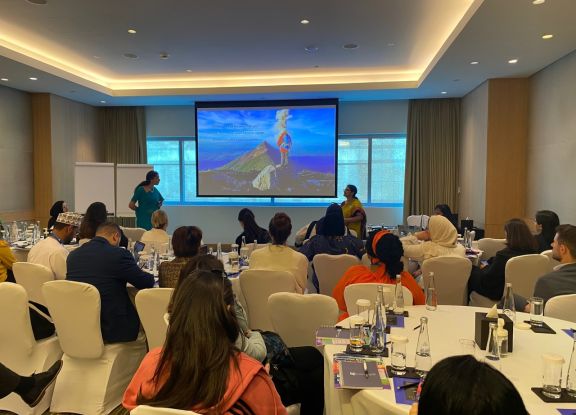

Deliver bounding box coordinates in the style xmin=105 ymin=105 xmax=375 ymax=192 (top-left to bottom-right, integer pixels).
xmin=324 ymin=305 xmax=576 ymax=415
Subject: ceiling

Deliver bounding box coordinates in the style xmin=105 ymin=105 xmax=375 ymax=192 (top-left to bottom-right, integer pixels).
xmin=0 ymin=0 xmax=575 ymax=106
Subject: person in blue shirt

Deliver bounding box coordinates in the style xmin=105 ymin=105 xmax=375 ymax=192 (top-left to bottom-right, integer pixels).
xmin=129 ymin=170 xmax=164 ymax=230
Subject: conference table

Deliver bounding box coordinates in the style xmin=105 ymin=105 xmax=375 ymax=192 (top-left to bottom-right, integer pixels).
xmin=324 ymin=305 xmax=576 ymax=415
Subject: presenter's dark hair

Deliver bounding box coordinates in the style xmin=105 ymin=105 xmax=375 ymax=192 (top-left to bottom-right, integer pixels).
xmin=137 ymin=170 xmax=159 ymax=188
xmin=138 ymin=270 xmax=239 ymax=411
xmin=505 ymin=218 xmax=538 ymax=252
xmin=536 ymin=210 xmax=560 ymax=247
xmin=346 ymin=184 xmax=358 ymax=198
xmin=171 ymin=226 xmax=202 ymax=258
xmin=418 ymin=355 xmax=527 ymax=415
xmin=269 ymin=212 xmax=292 ymax=245
xmin=78 ymin=202 xmax=108 ymax=240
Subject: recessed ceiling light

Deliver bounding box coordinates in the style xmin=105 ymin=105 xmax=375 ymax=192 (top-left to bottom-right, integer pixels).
xmin=508 ymin=58 xmax=519 ymax=64
xmin=300 ymin=19 xmax=310 ymax=25
xmin=470 ymin=61 xmax=479 ymax=65
xmin=541 ymin=34 xmax=554 ymax=39
xmin=26 ymin=0 xmax=48 ymax=4
xmin=313 ymin=65 xmax=320 ymax=68
xmin=387 ymin=43 xmax=395 ymax=47
xmin=185 ymin=69 xmax=193 ymax=73
xmin=29 ymin=77 xmax=38 ymax=80
xmin=1 ymin=78 xmax=8 ymax=82
xmin=304 ymin=45 xmax=319 ymax=53
xmin=100 ymin=100 xmax=106 ymax=104
xmin=123 ymin=53 xmax=138 ymax=59
xmin=128 ymin=29 xmax=137 ymax=34
xmin=441 ymin=91 xmax=447 ymax=94
xmin=532 ymin=0 xmax=545 ymax=4
xmin=342 ymin=43 xmax=359 ymax=50
xmin=93 ymin=55 xmax=101 ymax=59
xmin=159 ymin=53 xmax=170 ymax=60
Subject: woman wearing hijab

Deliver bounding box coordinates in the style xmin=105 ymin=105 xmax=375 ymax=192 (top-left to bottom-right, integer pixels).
xmin=401 ymin=215 xmax=466 ymax=264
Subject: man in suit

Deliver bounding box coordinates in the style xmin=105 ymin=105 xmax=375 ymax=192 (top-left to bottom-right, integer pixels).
xmin=66 ymin=222 xmax=154 ymax=343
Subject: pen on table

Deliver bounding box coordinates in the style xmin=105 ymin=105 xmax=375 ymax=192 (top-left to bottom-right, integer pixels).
xmin=363 ymin=361 xmax=369 ymax=378
xmin=397 ymin=381 xmax=420 ymax=390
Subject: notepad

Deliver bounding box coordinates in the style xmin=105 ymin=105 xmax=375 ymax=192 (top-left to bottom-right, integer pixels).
xmin=338 ymin=360 xmax=382 ymax=389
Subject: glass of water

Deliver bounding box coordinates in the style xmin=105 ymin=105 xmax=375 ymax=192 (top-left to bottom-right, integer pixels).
xmin=529 ymin=297 xmax=544 ymax=326
xmin=542 ymin=353 xmax=564 ymax=399
xmin=390 ymin=335 xmax=408 ymax=375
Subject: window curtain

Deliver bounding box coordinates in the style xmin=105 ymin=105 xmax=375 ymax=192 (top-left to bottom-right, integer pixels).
xmin=101 ymin=107 xmax=147 ymax=164
xmin=403 ymin=99 xmax=461 ymax=220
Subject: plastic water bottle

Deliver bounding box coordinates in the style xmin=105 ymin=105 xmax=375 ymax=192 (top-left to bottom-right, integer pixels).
xmin=415 ymin=317 xmax=432 ymax=375
xmin=502 ymin=282 xmax=516 ymax=323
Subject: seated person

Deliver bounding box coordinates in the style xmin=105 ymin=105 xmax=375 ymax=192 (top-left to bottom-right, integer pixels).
xmin=250 ymin=213 xmax=308 ymax=294
xmin=300 ymin=204 xmax=365 ymax=292
xmin=78 ymin=202 xmax=128 ymax=248
xmin=0 ymin=233 xmax=15 ymax=283
xmin=28 ymin=212 xmax=82 ymax=280
xmin=534 ymin=210 xmax=560 ymax=253
xmin=0 ymin=360 xmax=62 ymax=408
xmin=294 ymin=220 xmax=318 ymax=248
xmin=235 ymin=208 xmax=271 ymax=246
xmin=333 ymin=229 xmax=425 ymax=320
xmin=158 ymin=226 xmax=203 ymax=288
xmin=66 ymin=222 xmax=155 ymax=343
xmin=433 ymin=203 xmax=458 ymax=229
xmin=141 ymin=209 xmax=170 ymax=254
xmin=122 ymin=270 xmax=286 ymax=414
xmin=409 ymin=355 xmax=527 ymax=415
xmin=468 ymin=219 xmax=538 ymax=301
xmin=521 ymin=224 xmax=576 ymax=311
xmin=47 ymin=200 xmax=67 ymax=230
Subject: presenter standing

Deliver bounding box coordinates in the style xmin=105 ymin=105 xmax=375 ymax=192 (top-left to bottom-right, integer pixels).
xmin=341 ymin=184 xmax=366 ymax=239
xmin=129 ymin=170 xmax=164 ymax=230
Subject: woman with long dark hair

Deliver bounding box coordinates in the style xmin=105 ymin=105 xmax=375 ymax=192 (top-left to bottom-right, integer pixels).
xmin=235 ymin=208 xmax=271 ymax=246
xmin=47 ymin=201 xmax=67 ymax=230
xmin=535 ymin=210 xmax=560 ymax=252
xmin=468 ymin=218 xmax=538 ymax=301
xmin=433 ymin=203 xmax=458 ymax=229
xmin=341 ymin=184 xmax=366 ymax=239
xmin=78 ymin=202 xmax=128 ymax=248
xmin=123 ymin=270 xmax=286 ymax=414
xmin=128 ymin=170 xmax=164 ymax=230
xmin=157 ymin=226 xmax=203 ymax=289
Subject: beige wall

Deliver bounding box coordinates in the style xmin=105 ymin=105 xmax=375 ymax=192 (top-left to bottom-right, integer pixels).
xmin=459 ymin=81 xmax=488 ymax=228
xmin=527 ymin=50 xmax=576 ymax=224
xmin=0 ymin=85 xmax=34 ymax=220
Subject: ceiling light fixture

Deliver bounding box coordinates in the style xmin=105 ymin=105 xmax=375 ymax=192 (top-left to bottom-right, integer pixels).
xmin=300 ymin=19 xmax=310 ymax=24
xmin=532 ymin=0 xmax=545 ymax=4
xmin=1 ymin=78 xmax=8 ymax=81
xmin=123 ymin=53 xmax=138 ymax=59
xmin=470 ymin=61 xmax=479 ymax=65
xmin=100 ymin=100 xmax=106 ymax=104
xmin=342 ymin=43 xmax=359 ymax=50
xmin=186 ymin=69 xmax=193 ymax=73
xmin=159 ymin=53 xmax=170 ymax=60
xmin=128 ymin=29 xmax=137 ymax=34
xmin=29 ymin=77 xmax=38 ymax=80
xmin=387 ymin=43 xmax=395 ymax=47
xmin=304 ymin=46 xmax=319 ymax=53
xmin=541 ymin=34 xmax=554 ymax=39
xmin=508 ymin=58 xmax=519 ymax=64
xmin=441 ymin=91 xmax=447 ymax=94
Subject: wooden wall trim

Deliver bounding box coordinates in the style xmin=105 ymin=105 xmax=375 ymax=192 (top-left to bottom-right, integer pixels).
xmin=32 ymin=93 xmax=53 ymax=228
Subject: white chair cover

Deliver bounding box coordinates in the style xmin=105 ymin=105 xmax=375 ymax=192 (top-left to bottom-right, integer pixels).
xmin=135 ymin=288 xmax=174 ymax=349
xmin=268 ymin=293 xmax=339 ymax=347
xmin=468 ymin=291 xmax=498 ymax=308
xmin=541 ymin=249 xmax=561 ymax=271
xmin=406 ymin=215 xmax=430 ymax=229
xmin=239 ymin=269 xmax=299 ymax=331
xmin=313 ymin=254 xmax=360 ymax=296
xmin=505 ymin=254 xmax=551 ymax=299
xmin=230 ymin=277 xmax=248 ymax=320
xmin=343 ymin=283 xmax=413 ymax=314
xmin=131 ymin=405 xmax=202 ymax=414
xmin=544 ymin=294 xmax=576 ymax=323
xmin=477 ymin=238 xmax=507 ymax=260
xmin=121 ymin=226 xmax=147 ymax=242
xmin=12 ymin=262 xmax=54 ymax=307
xmin=42 ymin=280 xmax=147 ymax=415
xmin=421 ymin=256 xmax=472 ymax=306
xmin=0 ymin=283 xmax=62 ymax=415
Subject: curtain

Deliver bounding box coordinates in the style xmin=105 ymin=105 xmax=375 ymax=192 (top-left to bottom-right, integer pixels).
xmin=101 ymin=107 xmax=147 ymax=164
xmin=403 ymin=99 xmax=461 ymax=220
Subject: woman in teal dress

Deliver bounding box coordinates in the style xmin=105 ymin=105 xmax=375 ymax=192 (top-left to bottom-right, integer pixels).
xmin=129 ymin=170 xmax=164 ymax=230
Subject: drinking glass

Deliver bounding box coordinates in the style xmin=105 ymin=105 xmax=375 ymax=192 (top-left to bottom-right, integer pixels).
xmin=349 ymin=316 xmax=365 ymax=352
xmin=228 ymin=251 xmax=240 ymax=272
xmin=425 ymin=287 xmax=438 ymax=311
xmin=542 ymin=354 xmax=564 ymax=399
xmin=529 ymin=297 xmax=544 ymax=326
xmin=390 ymin=335 xmax=408 ymax=374
xmin=356 ymin=298 xmax=371 ymax=321
xmin=459 ymin=339 xmax=479 ymax=358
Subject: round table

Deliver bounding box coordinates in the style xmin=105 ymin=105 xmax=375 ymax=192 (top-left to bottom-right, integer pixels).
xmin=323 ymin=305 xmax=576 ymax=415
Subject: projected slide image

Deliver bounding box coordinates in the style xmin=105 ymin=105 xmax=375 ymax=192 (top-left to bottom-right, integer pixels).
xmin=197 ymin=105 xmax=336 ymax=197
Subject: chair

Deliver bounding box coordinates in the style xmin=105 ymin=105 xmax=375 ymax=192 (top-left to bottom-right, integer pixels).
xmin=313 ymin=254 xmax=360 ymax=296
xmin=544 ymin=294 xmax=576 ymax=323
xmin=406 ymin=214 xmax=429 ymax=229
xmin=421 ymin=256 xmax=472 ymax=306
xmin=343 ymin=283 xmax=413 ymax=314
xmin=12 ymin=262 xmax=54 ymax=307
xmin=505 ymin=254 xmax=551 ymax=299
xmin=477 ymin=238 xmax=507 ymax=260
xmin=135 ymin=288 xmax=174 ymax=349
xmin=132 ymin=406 xmax=202 ymax=414
xmin=361 ymin=253 xmax=371 ymax=267
xmin=230 ymin=277 xmax=248 ymax=320
xmin=541 ymin=249 xmax=560 ymax=271
xmin=268 ymin=293 xmax=339 ymax=347
xmin=468 ymin=291 xmax=498 ymax=308
xmin=0 ymin=283 xmax=62 ymax=415
xmin=121 ymin=226 xmax=147 ymax=242
xmin=42 ymin=280 xmax=147 ymax=415
xmin=239 ymin=269 xmax=299 ymax=331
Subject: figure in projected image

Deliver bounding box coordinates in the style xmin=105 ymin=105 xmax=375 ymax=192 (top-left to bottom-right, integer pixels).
xmin=275 ymin=109 xmax=292 ymax=168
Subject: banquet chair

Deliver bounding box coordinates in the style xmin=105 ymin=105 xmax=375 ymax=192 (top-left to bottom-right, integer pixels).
xmin=230 ymin=277 xmax=248 ymax=320
xmin=544 ymin=294 xmax=576 ymax=323
xmin=42 ymin=280 xmax=147 ymax=415
xmin=131 ymin=406 xmax=202 ymax=414
xmin=468 ymin=291 xmax=498 ymax=308
xmin=239 ymin=269 xmax=299 ymax=331
xmin=268 ymin=292 xmax=339 ymax=347
xmin=343 ymin=283 xmax=413 ymax=314
xmin=313 ymin=254 xmax=360 ymax=296
xmin=406 ymin=214 xmax=429 ymax=229
xmin=121 ymin=226 xmax=147 ymax=242
xmin=0 ymin=283 xmax=62 ymax=415
xmin=505 ymin=254 xmax=551 ymax=299
xmin=541 ymin=249 xmax=561 ymax=271
xmin=421 ymin=256 xmax=472 ymax=306
xmin=12 ymin=262 xmax=54 ymax=307
xmin=135 ymin=288 xmax=174 ymax=349
xmin=477 ymin=238 xmax=507 ymax=260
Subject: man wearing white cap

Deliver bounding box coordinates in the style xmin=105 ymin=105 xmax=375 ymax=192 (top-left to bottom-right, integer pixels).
xmin=28 ymin=212 xmax=82 ymax=280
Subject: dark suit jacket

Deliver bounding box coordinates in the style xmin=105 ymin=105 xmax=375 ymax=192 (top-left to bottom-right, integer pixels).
xmin=66 ymin=237 xmax=155 ymax=343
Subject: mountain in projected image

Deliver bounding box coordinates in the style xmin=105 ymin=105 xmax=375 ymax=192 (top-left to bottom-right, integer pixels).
xmin=198 ymin=140 xmax=335 ymax=196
